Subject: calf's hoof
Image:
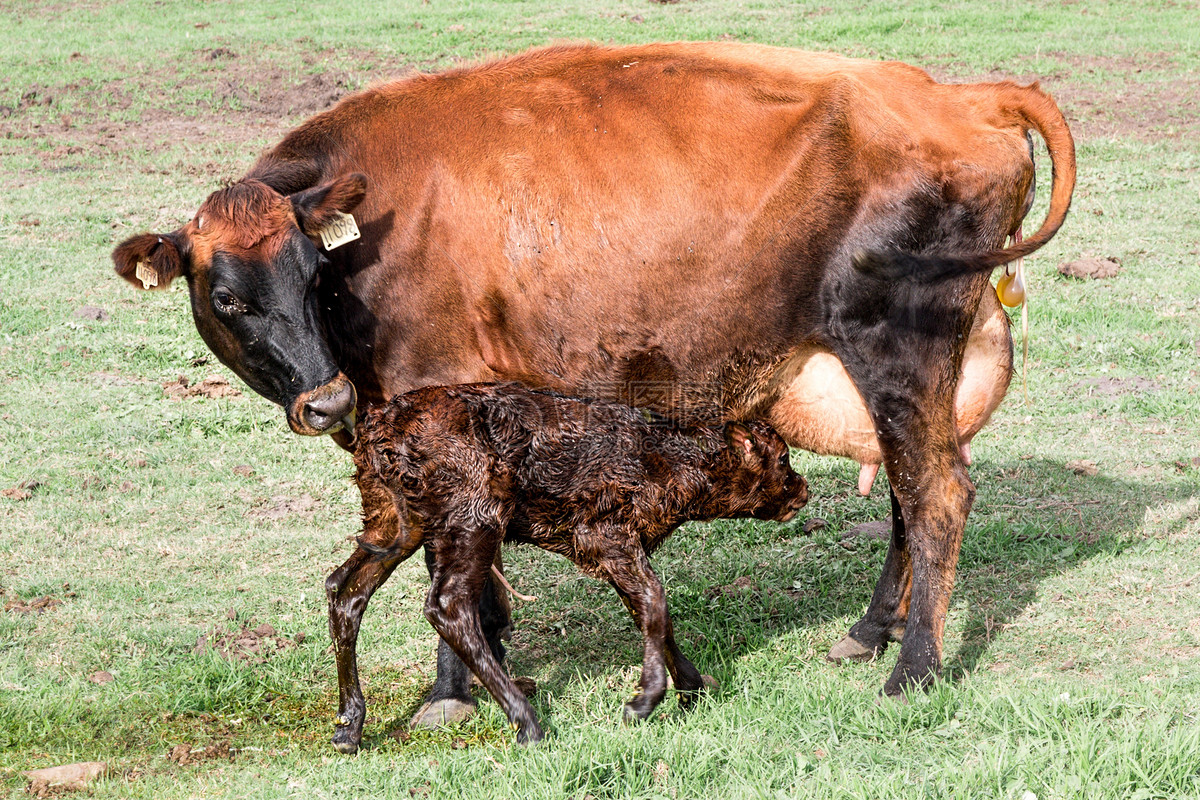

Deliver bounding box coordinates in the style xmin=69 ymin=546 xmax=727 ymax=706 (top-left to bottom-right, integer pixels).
xmin=515 ymin=721 xmax=545 ymax=746
xmin=701 ymin=674 xmax=721 ymax=692
xmin=409 ymin=698 xmax=476 ymax=729
xmin=826 ymin=633 xmax=880 ymax=664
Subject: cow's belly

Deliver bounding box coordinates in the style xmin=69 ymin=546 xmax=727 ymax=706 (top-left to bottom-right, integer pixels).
xmin=765 ymin=289 xmax=1012 ymax=494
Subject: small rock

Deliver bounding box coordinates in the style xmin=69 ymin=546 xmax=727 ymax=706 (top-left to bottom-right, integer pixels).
xmin=802 ymin=517 xmax=827 ymax=535
xmin=446 ymin=23 xmax=465 ymax=32
xmin=88 ymin=670 xmax=114 ymax=685
xmin=74 ymin=305 xmax=109 ymax=321
xmin=1058 ymin=660 xmax=1076 ymax=671
xmin=25 ymin=762 xmax=106 ymax=793
xmin=232 ymin=464 xmax=255 ymax=478
xmin=1058 ymin=257 xmax=1121 ymax=280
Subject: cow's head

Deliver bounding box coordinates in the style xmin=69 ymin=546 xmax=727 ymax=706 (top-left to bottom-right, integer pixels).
xmin=112 ymin=174 xmax=367 ymax=436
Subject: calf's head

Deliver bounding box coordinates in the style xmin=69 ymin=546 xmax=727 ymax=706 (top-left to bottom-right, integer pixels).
xmin=714 ymin=421 xmax=809 ymax=522
xmin=112 ymin=175 xmax=367 ymax=436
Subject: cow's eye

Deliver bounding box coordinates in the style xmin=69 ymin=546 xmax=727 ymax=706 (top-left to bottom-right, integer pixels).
xmin=213 ymin=288 xmax=244 ymax=315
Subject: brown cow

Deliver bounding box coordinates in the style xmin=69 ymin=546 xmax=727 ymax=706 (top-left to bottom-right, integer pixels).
xmin=111 ymin=42 xmax=1075 ymax=721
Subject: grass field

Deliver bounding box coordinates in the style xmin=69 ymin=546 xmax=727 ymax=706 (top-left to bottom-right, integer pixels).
xmin=2 ymin=1 xmax=1199 ymax=797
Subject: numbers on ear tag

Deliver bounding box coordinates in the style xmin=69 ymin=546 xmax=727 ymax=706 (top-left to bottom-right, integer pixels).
xmin=319 ymin=211 xmax=361 ymax=251
xmin=135 ymin=260 xmax=159 ymax=289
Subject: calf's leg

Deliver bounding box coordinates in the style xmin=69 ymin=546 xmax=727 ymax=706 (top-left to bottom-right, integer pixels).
xmin=423 ymin=529 xmax=543 ymax=744
xmin=410 ymin=550 xmax=512 ymax=729
xmin=602 ymin=547 xmax=700 ymax=721
xmin=326 ymin=546 xmax=405 ymax=754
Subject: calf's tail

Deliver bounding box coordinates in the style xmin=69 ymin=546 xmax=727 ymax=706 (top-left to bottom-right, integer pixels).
xmin=854 ymin=82 xmax=1076 ymax=282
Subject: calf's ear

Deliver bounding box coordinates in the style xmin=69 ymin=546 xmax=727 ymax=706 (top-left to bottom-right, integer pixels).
xmin=723 ymin=422 xmax=757 ymax=460
xmin=291 ymin=173 xmax=368 ymax=236
xmin=112 ymin=231 xmax=188 ymax=290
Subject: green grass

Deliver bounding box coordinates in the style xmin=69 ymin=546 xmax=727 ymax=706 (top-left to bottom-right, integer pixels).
xmin=2 ymin=1 xmax=1199 ymax=798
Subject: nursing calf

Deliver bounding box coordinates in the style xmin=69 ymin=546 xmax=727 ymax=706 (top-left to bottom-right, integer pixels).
xmin=327 ymin=383 xmax=809 ymax=750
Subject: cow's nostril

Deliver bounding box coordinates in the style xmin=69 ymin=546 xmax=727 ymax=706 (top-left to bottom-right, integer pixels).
xmin=301 ymin=380 xmax=356 ymax=432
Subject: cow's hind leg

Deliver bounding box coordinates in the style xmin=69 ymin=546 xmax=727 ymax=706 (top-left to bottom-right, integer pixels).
xmin=409 ymin=551 xmax=511 ymax=729
xmin=825 ymin=276 xmax=981 ymax=696
xmin=827 ymin=488 xmax=911 ymax=662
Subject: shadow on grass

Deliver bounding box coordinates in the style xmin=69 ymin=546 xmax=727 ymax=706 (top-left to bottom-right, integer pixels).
xmin=497 ymin=456 xmax=1192 ymax=706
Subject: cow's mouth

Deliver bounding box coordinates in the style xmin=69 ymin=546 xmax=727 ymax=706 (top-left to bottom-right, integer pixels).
xmin=288 ymin=374 xmax=357 ymax=436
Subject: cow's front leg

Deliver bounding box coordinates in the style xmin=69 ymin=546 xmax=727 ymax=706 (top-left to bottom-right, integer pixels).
xmin=326 ymin=547 xmax=404 ymax=754
xmin=410 ymin=549 xmax=512 ymax=729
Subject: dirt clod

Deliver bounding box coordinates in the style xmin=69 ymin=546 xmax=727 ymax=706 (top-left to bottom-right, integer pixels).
xmin=512 ymin=675 xmax=538 ymax=697
xmin=231 ymin=464 xmax=255 ymax=478
xmin=88 ymin=671 xmax=114 ymax=685
xmin=707 ymin=576 xmax=758 ymax=598
xmin=194 ymin=619 xmax=298 ymax=664
xmin=73 ymin=305 xmax=109 ymax=321
xmin=1067 ymin=459 xmax=1100 ymax=476
xmin=5 ymin=595 xmax=60 ymax=614
xmin=1058 ymin=257 xmax=1121 ymax=280
xmin=2 ymin=479 xmax=39 ymax=501
xmin=802 ymin=517 xmax=827 ymax=534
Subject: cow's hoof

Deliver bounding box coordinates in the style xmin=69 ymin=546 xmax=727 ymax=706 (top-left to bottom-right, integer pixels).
xmin=409 ymin=698 xmax=476 ymax=729
xmin=826 ymin=633 xmax=879 ymax=663
xmin=701 ymin=674 xmax=721 ymax=692
xmin=331 ymin=737 xmax=360 ymax=755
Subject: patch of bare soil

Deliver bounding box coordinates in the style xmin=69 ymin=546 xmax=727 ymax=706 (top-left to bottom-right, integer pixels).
xmin=935 ymin=51 xmax=1199 ymax=143
xmin=246 ymin=493 xmax=318 ymax=520
xmin=193 ymin=618 xmax=304 ymax=664
xmin=162 ymin=375 xmax=242 ymax=400
xmin=0 ymin=46 xmax=411 ymax=176
xmin=167 ymin=741 xmax=234 ymax=767
xmin=1059 ymin=257 xmax=1122 ymax=280
xmin=1075 ymin=375 xmax=1162 ymax=396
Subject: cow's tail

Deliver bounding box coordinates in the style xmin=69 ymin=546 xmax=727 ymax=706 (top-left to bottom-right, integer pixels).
xmin=854 ymin=82 xmax=1076 ymax=282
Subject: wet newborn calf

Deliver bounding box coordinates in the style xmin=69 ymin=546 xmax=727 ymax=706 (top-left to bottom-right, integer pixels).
xmin=329 ymin=383 xmax=809 ymax=751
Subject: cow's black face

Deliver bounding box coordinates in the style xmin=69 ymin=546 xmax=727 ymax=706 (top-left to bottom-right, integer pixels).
xmin=112 ymin=174 xmax=367 ymax=436
xmin=192 ymin=231 xmax=355 ymax=435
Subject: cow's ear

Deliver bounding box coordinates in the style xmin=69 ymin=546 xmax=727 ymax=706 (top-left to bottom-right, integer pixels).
xmin=291 ymin=173 xmax=367 ymax=236
xmin=723 ymin=421 xmax=757 ymax=460
xmin=112 ymin=231 xmax=188 ymax=290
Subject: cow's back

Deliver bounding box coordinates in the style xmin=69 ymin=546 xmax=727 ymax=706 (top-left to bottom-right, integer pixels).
xmin=256 ymin=42 xmax=1033 ymax=424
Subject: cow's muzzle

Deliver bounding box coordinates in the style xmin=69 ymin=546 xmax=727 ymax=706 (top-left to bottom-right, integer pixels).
xmin=288 ymin=374 xmax=357 ymax=436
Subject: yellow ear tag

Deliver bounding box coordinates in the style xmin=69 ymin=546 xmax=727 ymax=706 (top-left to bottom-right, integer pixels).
xmin=319 ymin=211 xmax=361 ymax=251
xmin=135 ymin=260 xmax=159 ymax=289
